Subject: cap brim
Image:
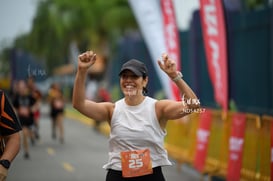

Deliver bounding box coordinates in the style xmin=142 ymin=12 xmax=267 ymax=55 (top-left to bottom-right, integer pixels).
xmin=119 ymin=67 xmax=142 ymax=76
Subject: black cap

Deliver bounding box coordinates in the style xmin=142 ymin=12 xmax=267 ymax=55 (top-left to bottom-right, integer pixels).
xmin=119 ymin=59 xmax=148 ymax=77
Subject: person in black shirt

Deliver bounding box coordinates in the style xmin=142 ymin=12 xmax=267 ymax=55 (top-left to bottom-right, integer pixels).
xmin=13 ymin=80 xmax=37 ymax=159
xmin=0 ymin=89 xmax=22 ymax=181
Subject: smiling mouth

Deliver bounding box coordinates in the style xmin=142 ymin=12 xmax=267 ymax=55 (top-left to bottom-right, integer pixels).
xmin=125 ymin=85 xmax=134 ymax=89
xmin=124 ymin=85 xmax=138 ymax=96
xmin=124 ymin=86 xmax=136 ymax=93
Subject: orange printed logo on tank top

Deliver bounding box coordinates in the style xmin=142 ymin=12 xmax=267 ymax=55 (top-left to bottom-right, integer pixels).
xmin=120 ymin=149 xmax=153 ymax=178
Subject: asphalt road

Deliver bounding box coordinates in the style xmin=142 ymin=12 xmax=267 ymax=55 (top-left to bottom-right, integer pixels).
xmin=7 ymin=104 xmax=202 ymax=181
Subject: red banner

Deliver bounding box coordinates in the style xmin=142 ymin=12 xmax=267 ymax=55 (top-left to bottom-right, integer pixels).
xmin=193 ymin=109 xmax=212 ymax=171
xmin=270 ymin=118 xmax=273 ymax=180
xmin=227 ymin=113 xmax=246 ymax=181
xmin=161 ymin=0 xmax=181 ymax=101
xmin=199 ymin=0 xmax=228 ymax=111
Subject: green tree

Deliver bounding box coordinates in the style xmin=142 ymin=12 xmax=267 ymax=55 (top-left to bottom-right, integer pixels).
xmin=243 ymin=0 xmax=271 ymax=10
xmin=13 ymin=0 xmax=137 ymax=74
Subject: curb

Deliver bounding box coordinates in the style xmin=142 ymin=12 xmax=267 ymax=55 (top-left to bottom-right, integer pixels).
xmin=65 ymin=106 xmax=110 ymax=137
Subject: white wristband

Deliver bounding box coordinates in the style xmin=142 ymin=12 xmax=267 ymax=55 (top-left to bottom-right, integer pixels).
xmin=172 ymin=71 xmax=183 ymax=82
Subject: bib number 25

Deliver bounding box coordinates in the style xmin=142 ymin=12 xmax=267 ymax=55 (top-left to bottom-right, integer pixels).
xmin=121 ymin=149 xmax=153 ymax=177
xmin=129 ymin=158 xmax=143 ymax=168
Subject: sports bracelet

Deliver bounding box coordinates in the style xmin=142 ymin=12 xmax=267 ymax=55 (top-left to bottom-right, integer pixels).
xmin=172 ymin=71 xmax=183 ymax=82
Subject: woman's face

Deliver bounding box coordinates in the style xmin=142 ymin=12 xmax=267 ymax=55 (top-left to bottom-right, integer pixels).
xmin=120 ymin=70 xmax=147 ymax=97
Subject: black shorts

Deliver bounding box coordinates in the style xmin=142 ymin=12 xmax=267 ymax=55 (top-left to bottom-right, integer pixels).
xmin=105 ymin=167 xmax=165 ymax=181
xmin=50 ymin=108 xmax=64 ymax=119
xmin=19 ymin=116 xmax=34 ymax=127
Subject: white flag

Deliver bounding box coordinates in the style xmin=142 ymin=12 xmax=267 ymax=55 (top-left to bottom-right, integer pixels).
xmin=128 ymin=0 xmax=181 ymax=100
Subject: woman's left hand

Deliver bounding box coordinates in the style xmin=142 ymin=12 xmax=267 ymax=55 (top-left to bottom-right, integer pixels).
xmin=157 ymin=53 xmax=178 ymax=79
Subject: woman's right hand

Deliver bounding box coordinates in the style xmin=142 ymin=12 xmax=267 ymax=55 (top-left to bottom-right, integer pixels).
xmin=78 ymin=50 xmax=97 ymax=72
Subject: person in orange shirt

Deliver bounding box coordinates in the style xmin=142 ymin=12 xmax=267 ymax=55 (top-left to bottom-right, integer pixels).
xmin=48 ymin=83 xmax=65 ymax=144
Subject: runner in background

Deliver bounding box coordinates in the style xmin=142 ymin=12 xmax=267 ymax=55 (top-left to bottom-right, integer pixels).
xmin=12 ymin=80 xmax=37 ymax=159
xmin=27 ymin=77 xmax=42 ymax=140
xmin=48 ymin=83 xmax=65 ymax=144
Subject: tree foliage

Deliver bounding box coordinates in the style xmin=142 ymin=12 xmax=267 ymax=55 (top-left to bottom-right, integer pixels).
xmin=243 ymin=0 xmax=272 ymax=10
xmin=13 ymin=0 xmax=137 ymax=74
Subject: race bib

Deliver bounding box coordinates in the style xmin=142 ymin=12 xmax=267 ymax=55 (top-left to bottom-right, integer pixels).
xmin=120 ymin=149 xmax=153 ymax=178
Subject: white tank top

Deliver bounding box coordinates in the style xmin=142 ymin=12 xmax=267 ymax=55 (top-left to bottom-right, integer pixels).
xmin=103 ymin=96 xmax=172 ymax=170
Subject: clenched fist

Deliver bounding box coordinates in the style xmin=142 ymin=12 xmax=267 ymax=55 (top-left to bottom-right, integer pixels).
xmin=78 ymin=50 xmax=97 ymax=71
xmin=157 ymin=53 xmax=178 ymax=79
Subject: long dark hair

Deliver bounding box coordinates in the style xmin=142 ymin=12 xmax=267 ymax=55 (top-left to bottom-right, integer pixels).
xmin=142 ymin=75 xmax=148 ymax=95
